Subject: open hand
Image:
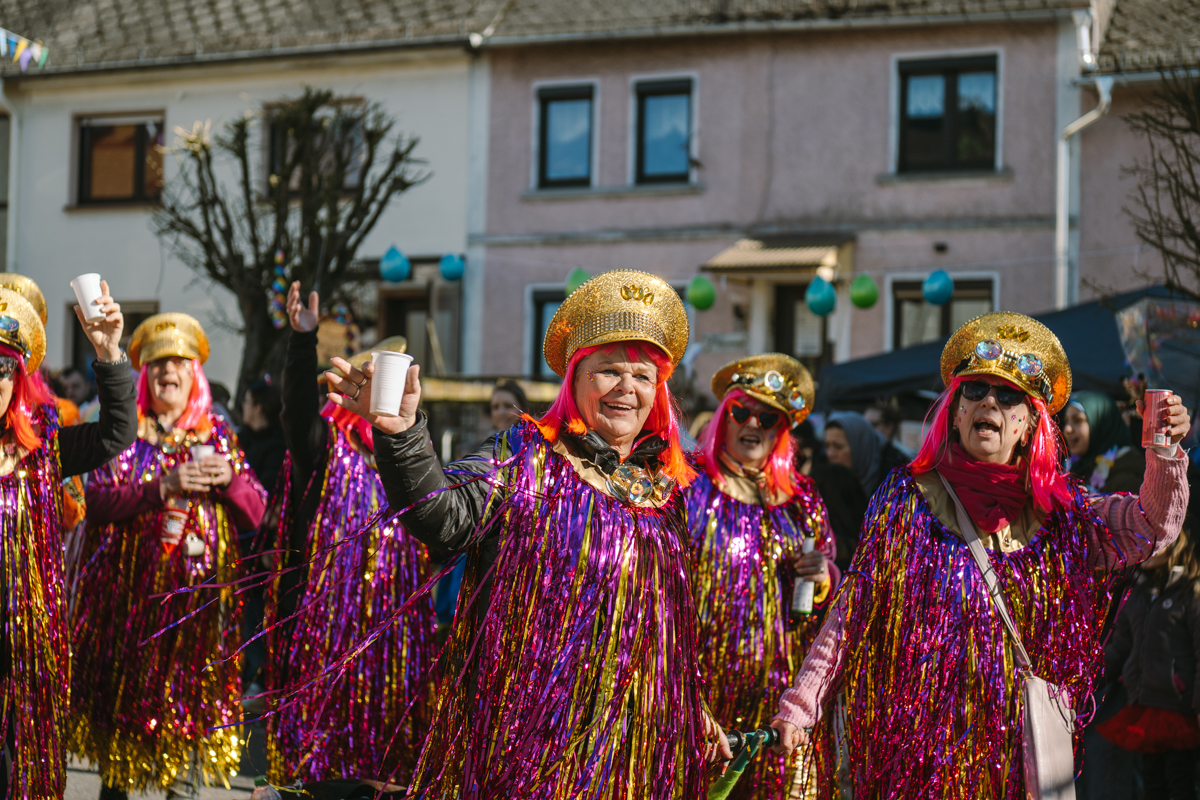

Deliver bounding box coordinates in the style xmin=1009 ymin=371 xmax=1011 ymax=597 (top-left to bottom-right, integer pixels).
xmin=287 ymin=281 xmax=319 ymax=333
xmin=74 ymin=280 xmax=124 ymax=362
xmin=325 ymin=357 xmax=422 ymax=436
xmin=1137 ymin=394 xmax=1191 ymax=449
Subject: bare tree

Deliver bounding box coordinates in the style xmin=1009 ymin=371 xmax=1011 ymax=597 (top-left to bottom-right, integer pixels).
xmin=153 ymin=87 xmax=428 ymax=400
xmin=1125 ymin=71 xmax=1200 ymax=298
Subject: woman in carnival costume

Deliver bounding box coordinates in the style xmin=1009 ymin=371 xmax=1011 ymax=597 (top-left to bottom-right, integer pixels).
xmin=769 ymin=312 xmax=1192 ymax=799
xmin=70 ymin=313 xmax=267 ymax=800
xmin=0 ymin=283 xmax=135 ymax=798
xmin=323 ymin=269 xmax=732 ymax=798
xmin=263 ymin=283 xmax=435 ymax=784
xmin=687 ymin=354 xmax=836 ymax=799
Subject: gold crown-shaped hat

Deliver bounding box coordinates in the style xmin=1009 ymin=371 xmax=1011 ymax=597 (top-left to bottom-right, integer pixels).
xmin=543 ymin=269 xmax=689 ymax=377
xmin=0 ymin=288 xmax=46 ymax=373
xmin=711 ymin=353 xmax=815 ymax=427
xmin=0 ymin=274 xmax=47 ymax=325
xmin=326 ymin=335 xmax=408 ymax=380
xmin=941 ymin=311 xmax=1071 ymax=414
xmin=129 ymin=312 xmax=210 ymax=370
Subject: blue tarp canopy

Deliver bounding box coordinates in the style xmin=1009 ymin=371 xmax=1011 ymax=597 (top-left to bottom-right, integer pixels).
xmin=815 ymin=286 xmax=1186 ymax=412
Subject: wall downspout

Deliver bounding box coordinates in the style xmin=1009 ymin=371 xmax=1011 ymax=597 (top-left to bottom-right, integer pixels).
xmin=1054 ymin=75 xmax=1114 ymax=309
xmin=0 ymin=77 xmax=18 ymax=272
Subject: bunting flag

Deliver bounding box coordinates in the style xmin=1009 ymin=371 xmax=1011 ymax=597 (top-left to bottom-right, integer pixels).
xmin=0 ymin=28 xmax=47 ymax=70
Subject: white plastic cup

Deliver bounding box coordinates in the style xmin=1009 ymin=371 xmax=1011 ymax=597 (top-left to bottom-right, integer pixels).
xmin=184 ymin=532 xmax=206 ymax=557
xmin=190 ymin=444 xmax=216 ymax=461
xmin=369 ymin=351 xmax=414 ymax=417
xmin=70 ymin=273 xmax=105 ymax=321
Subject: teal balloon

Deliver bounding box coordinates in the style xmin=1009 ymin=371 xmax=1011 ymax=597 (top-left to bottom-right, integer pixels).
xmin=439 ymin=253 xmax=465 ymax=281
xmin=380 ymin=246 xmax=410 ymax=282
xmin=686 ymin=275 xmax=716 ymax=310
xmin=565 ymin=267 xmax=591 ymax=296
xmin=923 ymin=270 xmax=954 ymax=305
xmin=805 ymin=277 xmax=836 ymax=317
xmin=850 ymin=273 xmax=879 ymax=309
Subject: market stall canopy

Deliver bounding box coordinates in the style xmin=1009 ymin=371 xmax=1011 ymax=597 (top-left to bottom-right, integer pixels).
xmin=816 ymin=286 xmax=1188 ymax=412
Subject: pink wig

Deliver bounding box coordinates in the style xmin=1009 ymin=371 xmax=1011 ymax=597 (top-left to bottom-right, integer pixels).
xmin=528 ymin=341 xmax=696 ymax=486
xmin=2 ymin=344 xmax=52 ymax=452
xmin=322 ymin=400 xmax=374 ymax=452
xmin=910 ymin=375 xmax=1073 ymax=513
xmin=698 ymin=388 xmax=798 ymax=500
xmin=136 ymin=358 xmax=212 ymax=431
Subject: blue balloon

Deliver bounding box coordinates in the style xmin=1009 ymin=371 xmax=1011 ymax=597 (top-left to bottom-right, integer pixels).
xmin=805 ymin=277 xmax=836 ymax=317
xmin=380 ymin=246 xmax=410 ymax=283
xmin=923 ymin=270 xmax=954 ymax=306
xmin=439 ymin=253 xmax=465 ymax=282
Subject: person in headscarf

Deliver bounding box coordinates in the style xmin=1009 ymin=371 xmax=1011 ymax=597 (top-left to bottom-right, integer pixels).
xmin=686 ymin=354 xmax=836 ymax=799
xmin=322 ymin=270 xmax=731 ymax=798
xmin=1063 ymin=390 xmax=1145 ymax=494
xmin=770 ymin=312 xmax=1191 ymax=799
xmin=823 ymin=411 xmax=886 ymax=498
xmin=70 ymin=313 xmax=267 ymax=800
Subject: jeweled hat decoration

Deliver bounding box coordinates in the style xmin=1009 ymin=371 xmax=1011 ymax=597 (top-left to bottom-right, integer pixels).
xmin=543 ymin=269 xmax=690 ymax=377
xmin=0 ymin=274 xmax=47 ymax=325
xmin=940 ymin=311 xmax=1071 ymax=414
xmin=129 ymin=312 xmax=210 ymax=371
xmin=711 ymin=353 xmax=815 ymax=427
xmin=0 ymin=288 xmax=45 ymax=373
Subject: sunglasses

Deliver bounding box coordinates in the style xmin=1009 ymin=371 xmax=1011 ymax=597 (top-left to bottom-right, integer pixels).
xmin=729 ymin=400 xmax=783 ymax=430
xmin=0 ymin=355 xmax=16 ymax=381
xmin=960 ymin=380 xmax=1026 ymax=408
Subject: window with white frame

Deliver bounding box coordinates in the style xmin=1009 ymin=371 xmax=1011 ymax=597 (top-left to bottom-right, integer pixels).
xmin=537 ymin=86 xmax=594 ymax=189
xmin=634 ymin=79 xmax=692 ymax=184
xmin=892 ymin=278 xmax=994 ymax=349
xmin=898 ymin=56 xmax=997 ymax=173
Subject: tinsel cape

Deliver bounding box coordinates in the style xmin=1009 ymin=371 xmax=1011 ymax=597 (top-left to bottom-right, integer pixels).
xmin=68 ymin=415 xmax=261 ymax=791
xmin=0 ymin=405 xmax=69 ymax=800
xmin=811 ymin=467 xmax=1117 ymax=800
xmin=684 ymin=469 xmax=833 ymax=800
xmin=264 ymin=423 xmax=435 ymax=784
xmin=407 ymin=421 xmax=711 ymax=799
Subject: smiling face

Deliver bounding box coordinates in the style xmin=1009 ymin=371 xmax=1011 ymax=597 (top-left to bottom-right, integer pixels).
xmin=146 ymin=356 xmax=195 ymax=417
xmin=952 ymin=375 xmax=1033 ymax=464
xmin=1061 ymin=404 xmax=1090 ymax=457
xmin=722 ymin=394 xmax=782 ymax=470
xmin=572 ymin=346 xmax=659 ymax=454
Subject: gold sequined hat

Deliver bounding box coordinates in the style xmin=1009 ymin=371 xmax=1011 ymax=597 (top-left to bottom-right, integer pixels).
xmin=0 ymin=288 xmax=46 ymax=373
xmin=129 ymin=313 xmax=210 ymax=371
xmin=941 ymin=311 xmax=1071 ymax=414
xmin=543 ymin=269 xmax=689 ymax=377
xmin=326 ymin=336 xmax=408 ymax=380
xmin=711 ymin=353 xmax=815 ymax=427
xmin=0 ymin=274 xmax=47 ymax=325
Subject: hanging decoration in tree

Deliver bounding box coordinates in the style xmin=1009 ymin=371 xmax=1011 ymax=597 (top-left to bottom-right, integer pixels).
xmin=805 ymin=277 xmax=836 ymax=317
xmin=333 ymin=302 xmax=358 ymax=357
xmin=439 ymin=253 xmax=465 ymax=282
xmin=850 ymin=273 xmax=879 ymax=309
xmin=686 ymin=275 xmax=716 ymax=310
xmin=269 ymin=249 xmax=288 ymax=329
xmin=565 ymin=268 xmax=591 ymax=297
xmin=380 ymin=246 xmax=410 ymax=283
xmin=923 ymin=270 xmax=954 ymax=306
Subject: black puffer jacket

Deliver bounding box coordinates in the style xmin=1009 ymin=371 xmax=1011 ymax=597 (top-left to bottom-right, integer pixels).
xmin=1106 ymin=569 xmax=1200 ymax=715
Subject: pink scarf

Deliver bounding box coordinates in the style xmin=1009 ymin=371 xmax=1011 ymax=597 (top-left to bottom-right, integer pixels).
xmin=937 ymin=443 xmax=1030 ymax=533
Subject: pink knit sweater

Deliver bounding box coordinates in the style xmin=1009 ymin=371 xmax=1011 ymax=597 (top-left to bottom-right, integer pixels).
xmin=773 ymin=446 xmax=1191 ymax=730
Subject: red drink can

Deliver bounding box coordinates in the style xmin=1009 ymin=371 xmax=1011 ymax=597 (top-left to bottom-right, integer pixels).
xmin=1142 ymin=389 xmax=1172 ymax=448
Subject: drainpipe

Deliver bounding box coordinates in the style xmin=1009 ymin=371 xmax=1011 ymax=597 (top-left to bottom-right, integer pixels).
xmin=1054 ymin=75 xmax=1114 ymax=310
xmin=0 ymin=77 xmax=17 ymax=272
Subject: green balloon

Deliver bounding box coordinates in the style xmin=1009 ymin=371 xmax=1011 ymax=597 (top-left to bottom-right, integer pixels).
xmin=565 ymin=267 xmax=591 ymax=296
xmin=850 ymin=273 xmax=879 ymax=309
xmin=687 ymin=275 xmax=716 ymax=311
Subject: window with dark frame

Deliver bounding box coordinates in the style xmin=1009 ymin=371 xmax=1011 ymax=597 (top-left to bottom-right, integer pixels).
xmin=537 ymin=86 xmax=594 ymax=189
xmin=892 ymin=278 xmax=994 ymax=349
xmin=265 ymin=100 xmax=367 ymax=194
xmin=77 ymin=116 xmax=165 ymax=204
xmin=531 ymin=289 xmax=567 ymax=377
xmin=773 ymin=284 xmax=833 ymax=377
xmin=898 ymin=56 xmax=997 ymax=173
xmin=635 ymin=79 xmax=692 ymax=184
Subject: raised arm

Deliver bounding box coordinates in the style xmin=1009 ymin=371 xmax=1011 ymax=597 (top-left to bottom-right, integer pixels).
xmin=1089 ymin=446 xmax=1190 ymax=570
xmin=282 ymin=283 xmax=329 ymax=480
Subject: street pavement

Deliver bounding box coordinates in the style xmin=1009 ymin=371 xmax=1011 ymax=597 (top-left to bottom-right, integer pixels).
xmin=65 ymin=723 xmax=268 ymax=800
